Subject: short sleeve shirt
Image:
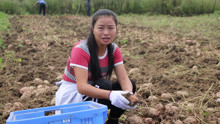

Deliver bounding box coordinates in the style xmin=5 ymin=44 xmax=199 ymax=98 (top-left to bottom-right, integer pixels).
xmin=38 ymin=0 xmax=46 ymax=5
xmin=63 ymin=40 xmax=123 ymax=83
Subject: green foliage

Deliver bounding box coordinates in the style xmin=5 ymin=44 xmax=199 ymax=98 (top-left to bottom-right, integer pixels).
xmin=72 ymin=0 xmax=86 ymax=15
xmin=179 ymin=0 xmax=215 ymax=16
xmin=47 ymin=0 xmax=73 ymax=14
xmin=0 ymin=58 xmax=2 ymax=69
xmin=0 ymin=0 xmax=219 ymax=16
xmin=22 ymin=0 xmax=38 ymax=14
xmin=92 ymin=0 xmax=143 ymax=14
xmin=119 ymin=14 xmax=220 ymax=40
xmin=213 ymin=10 xmax=220 ymax=17
xmin=0 ymin=11 xmax=10 ymax=49
xmin=0 ymin=39 xmax=6 ymax=49
xmin=18 ymin=58 xmax=22 ymax=63
xmin=0 ymin=0 xmax=25 ymax=14
xmin=121 ymin=39 xmax=128 ymax=44
xmin=0 ymin=12 xmax=10 ymax=31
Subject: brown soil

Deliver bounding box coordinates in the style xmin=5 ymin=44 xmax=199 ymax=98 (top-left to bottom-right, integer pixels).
xmin=0 ymin=15 xmax=219 ymax=124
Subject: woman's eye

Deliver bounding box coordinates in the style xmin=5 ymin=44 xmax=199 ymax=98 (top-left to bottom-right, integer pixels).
xmin=109 ymin=26 xmax=115 ymax=29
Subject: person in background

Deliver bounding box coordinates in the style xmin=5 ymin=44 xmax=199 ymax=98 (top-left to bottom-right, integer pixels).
xmin=86 ymin=0 xmax=91 ymax=16
xmin=55 ymin=9 xmax=139 ymax=124
xmin=34 ymin=0 xmax=48 ymax=16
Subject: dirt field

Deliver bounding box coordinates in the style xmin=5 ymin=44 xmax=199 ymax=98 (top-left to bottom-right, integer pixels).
xmin=0 ymin=15 xmax=219 ymax=124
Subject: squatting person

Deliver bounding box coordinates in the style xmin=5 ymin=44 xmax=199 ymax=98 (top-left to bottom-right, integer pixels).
xmin=55 ymin=9 xmax=139 ymax=124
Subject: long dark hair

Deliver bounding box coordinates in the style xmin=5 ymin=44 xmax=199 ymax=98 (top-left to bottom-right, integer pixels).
xmin=87 ymin=9 xmax=118 ymax=81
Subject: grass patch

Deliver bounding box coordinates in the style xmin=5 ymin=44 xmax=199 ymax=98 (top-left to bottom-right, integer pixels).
xmin=119 ymin=13 xmax=220 ymax=39
xmin=0 ymin=11 xmax=10 ymax=31
xmin=0 ymin=58 xmax=2 ymax=69
xmin=0 ymin=11 xmax=10 ymax=46
xmin=0 ymin=11 xmax=10 ymax=69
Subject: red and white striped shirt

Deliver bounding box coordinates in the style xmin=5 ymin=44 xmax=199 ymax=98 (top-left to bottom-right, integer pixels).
xmin=63 ymin=40 xmax=123 ymax=83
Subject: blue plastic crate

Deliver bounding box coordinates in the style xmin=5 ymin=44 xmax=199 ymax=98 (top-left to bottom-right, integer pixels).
xmin=6 ymin=101 xmax=108 ymax=124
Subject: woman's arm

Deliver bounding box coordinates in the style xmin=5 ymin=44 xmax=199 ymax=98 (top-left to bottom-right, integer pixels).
xmin=73 ymin=66 xmax=111 ymax=99
xmin=114 ymin=64 xmax=133 ymax=92
xmin=115 ymin=64 xmax=140 ymax=106
xmin=34 ymin=1 xmax=38 ymax=6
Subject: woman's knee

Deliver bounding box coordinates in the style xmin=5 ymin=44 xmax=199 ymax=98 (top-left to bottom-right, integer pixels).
xmin=112 ymin=79 xmax=136 ymax=93
xmin=130 ymin=79 xmax=136 ymax=93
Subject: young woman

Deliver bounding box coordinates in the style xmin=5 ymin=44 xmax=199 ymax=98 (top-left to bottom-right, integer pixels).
xmin=55 ymin=9 xmax=139 ymax=124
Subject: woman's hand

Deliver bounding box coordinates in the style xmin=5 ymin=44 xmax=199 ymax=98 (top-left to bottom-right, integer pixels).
xmin=109 ymin=91 xmax=131 ymax=110
xmin=128 ymin=94 xmax=139 ymax=106
xmin=122 ymin=91 xmax=139 ymax=107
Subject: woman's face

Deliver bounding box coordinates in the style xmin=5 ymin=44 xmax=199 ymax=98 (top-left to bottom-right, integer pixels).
xmin=93 ymin=16 xmax=117 ymax=47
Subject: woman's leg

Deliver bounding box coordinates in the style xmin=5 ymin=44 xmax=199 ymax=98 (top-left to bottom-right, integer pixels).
xmin=82 ymin=79 xmax=136 ymax=124
xmin=82 ymin=79 xmax=112 ymax=108
xmin=55 ymin=80 xmax=83 ymax=106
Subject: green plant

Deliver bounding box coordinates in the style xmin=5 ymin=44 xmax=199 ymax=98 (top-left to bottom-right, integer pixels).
xmin=72 ymin=0 xmax=86 ymax=15
xmin=0 ymin=12 xmax=10 ymax=31
xmin=0 ymin=11 xmax=9 ymax=49
xmin=18 ymin=58 xmax=22 ymax=63
xmin=132 ymin=55 xmax=141 ymax=60
xmin=0 ymin=0 xmax=25 ymax=14
xmin=121 ymin=39 xmax=128 ymax=44
xmin=213 ymin=10 xmax=220 ymax=17
xmin=0 ymin=39 xmax=6 ymax=49
xmin=0 ymin=58 xmax=2 ymax=69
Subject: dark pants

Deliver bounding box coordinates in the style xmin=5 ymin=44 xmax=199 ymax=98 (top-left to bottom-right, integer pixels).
xmin=83 ymin=79 xmax=136 ymax=120
xmin=39 ymin=3 xmax=46 ymax=16
xmin=86 ymin=0 xmax=91 ymax=16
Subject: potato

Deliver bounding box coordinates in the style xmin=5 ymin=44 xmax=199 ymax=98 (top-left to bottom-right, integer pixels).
xmin=174 ymin=120 xmax=183 ymax=124
xmin=145 ymin=107 xmax=160 ymax=117
xmin=122 ymin=91 xmax=139 ymax=106
xmin=19 ymin=86 xmax=35 ymax=94
xmin=144 ymin=118 xmax=153 ymax=124
xmin=183 ymin=117 xmax=197 ymax=124
xmin=127 ymin=115 xmax=143 ymax=124
xmin=216 ymin=92 xmax=220 ymax=98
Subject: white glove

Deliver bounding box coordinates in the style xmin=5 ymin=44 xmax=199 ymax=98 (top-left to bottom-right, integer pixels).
xmin=129 ymin=104 xmax=137 ymax=109
xmin=109 ymin=91 xmax=132 ymax=110
xmin=123 ymin=91 xmax=138 ymax=110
